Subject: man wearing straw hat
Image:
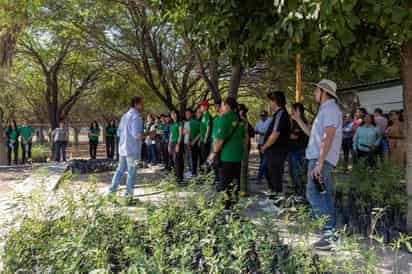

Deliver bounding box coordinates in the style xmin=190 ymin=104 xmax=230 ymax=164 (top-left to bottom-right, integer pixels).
xmin=292 ymin=79 xmax=342 ymax=250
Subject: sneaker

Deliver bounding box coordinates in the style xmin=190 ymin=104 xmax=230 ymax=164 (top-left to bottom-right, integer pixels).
xmin=313 ymin=237 xmax=333 ymax=251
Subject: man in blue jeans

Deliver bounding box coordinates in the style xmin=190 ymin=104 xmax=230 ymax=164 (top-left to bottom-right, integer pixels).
xmin=254 ymin=111 xmax=271 ymax=183
xmin=292 ymin=79 xmax=342 ymax=250
xmin=108 ymin=96 xmax=151 ymax=203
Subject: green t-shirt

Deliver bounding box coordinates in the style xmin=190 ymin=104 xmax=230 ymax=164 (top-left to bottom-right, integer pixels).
xmin=216 ymin=111 xmax=245 ymax=162
xmin=170 ymin=121 xmax=183 ymax=143
xmin=189 ymin=118 xmax=200 ymax=141
xmin=106 ymin=126 xmax=117 ymax=138
xmin=212 ymin=116 xmax=221 ymax=144
xmin=89 ymin=127 xmax=99 ymax=142
xmin=19 ymin=125 xmax=34 ymax=143
xmin=4 ymin=128 xmax=19 ymax=142
xmin=158 ymin=123 xmax=165 ymax=131
xmin=199 ymin=112 xmax=212 ymax=142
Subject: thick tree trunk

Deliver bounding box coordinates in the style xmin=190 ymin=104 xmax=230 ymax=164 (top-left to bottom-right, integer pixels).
xmin=228 ymin=61 xmax=243 ymax=99
xmin=401 ymin=40 xmax=412 ymax=232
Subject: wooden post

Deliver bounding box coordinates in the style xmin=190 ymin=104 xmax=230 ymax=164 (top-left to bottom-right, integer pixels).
xmin=295 ymin=53 xmax=302 ymax=103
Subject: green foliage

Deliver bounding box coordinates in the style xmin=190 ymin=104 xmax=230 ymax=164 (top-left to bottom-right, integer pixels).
xmin=2 ymin=176 xmax=378 ymax=273
xmin=31 ymin=144 xmax=48 ymax=160
xmin=336 ymin=160 xmax=406 ymax=217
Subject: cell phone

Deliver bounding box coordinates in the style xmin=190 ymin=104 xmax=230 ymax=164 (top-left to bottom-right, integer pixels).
xmin=313 ymin=175 xmax=327 ymax=194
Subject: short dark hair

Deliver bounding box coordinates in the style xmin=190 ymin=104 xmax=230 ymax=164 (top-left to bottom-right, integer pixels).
xmin=185 ymin=109 xmax=194 ymax=114
xmin=238 ymin=103 xmax=248 ymax=114
xmin=374 ymin=108 xmax=383 ymax=115
xmin=171 ymin=110 xmax=181 ymax=121
xmin=223 ymin=97 xmax=238 ymax=112
xmin=130 ymin=96 xmax=143 ymax=108
xmin=292 ymin=103 xmax=306 ymax=122
xmin=268 ymin=91 xmax=286 ymax=107
xmin=358 ymin=108 xmax=368 ymax=115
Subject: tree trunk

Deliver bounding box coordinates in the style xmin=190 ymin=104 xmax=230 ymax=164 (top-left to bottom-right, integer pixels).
xmin=178 ymin=95 xmax=187 ymax=117
xmin=228 ymin=61 xmax=243 ymax=99
xmin=402 ymin=39 xmax=412 ymax=232
xmin=39 ymin=124 xmax=45 ymax=145
xmin=0 ymin=118 xmax=7 ymax=165
xmin=74 ymin=127 xmax=79 ymax=146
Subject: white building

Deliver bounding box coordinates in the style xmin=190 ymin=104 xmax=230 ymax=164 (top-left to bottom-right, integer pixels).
xmin=338 ymin=79 xmax=403 ymax=114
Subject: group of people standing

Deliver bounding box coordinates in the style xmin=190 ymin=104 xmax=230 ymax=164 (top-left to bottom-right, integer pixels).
xmin=107 ymin=79 xmax=344 ymax=250
xmin=2 ymin=120 xmax=34 ymax=165
xmin=342 ymin=107 xmax=405 ymax=168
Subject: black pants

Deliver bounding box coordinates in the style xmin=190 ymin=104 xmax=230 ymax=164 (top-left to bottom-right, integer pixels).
xmin=7 ymin=142 xmax=18 ymax=165
xmin=342 ymin=138 xmax=353 ymax=168
xmin=106 ymin=137 xmax=115 ymax=159
xmin=199 ymin=141 xmax=211 ymax=167
xmin=214 ymin=152 xmax=221 ymax=183
xmin=89 ymin=140 xmax=98 ymax=159
xmin=356 ymin=150 xmax=376 ymax=167
xmin=141 ymin=143 xmax=147 ymax=163
xmin=219 ymin=161 xmax=241 ymax=209
xmin=161 ymin=140 xmax=170 ymax=169
xmin=21 ymin=142 xmax=32 ymax=164
xmin=190 ymin=144 xmax=199 ymax=176
xmin=264 ymin=149 xmax=288 ymax=195
xmin=171 ymin=142 xmax=184 ymax=183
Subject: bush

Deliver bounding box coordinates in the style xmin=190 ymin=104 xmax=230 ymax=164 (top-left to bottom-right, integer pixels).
xmin=335 ymin=159 xmax=406 ymax=239
xmin=31 ymin=144 xmax=49 ymax=162
xmin=2 ymin=176 xmax=377 ymax=273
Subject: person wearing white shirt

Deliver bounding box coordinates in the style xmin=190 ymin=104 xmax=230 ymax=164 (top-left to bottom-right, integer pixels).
xmin=108 ymin=97 xmax=151 ymax=202
xmin=254 ymin=111 xmax=272 ymax=183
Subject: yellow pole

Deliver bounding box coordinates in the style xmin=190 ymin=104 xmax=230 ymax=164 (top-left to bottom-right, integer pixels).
xmin=295 ymin=53 xmax=302 ymax=103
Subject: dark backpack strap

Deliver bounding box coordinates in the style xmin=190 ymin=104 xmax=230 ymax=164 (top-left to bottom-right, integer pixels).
xmin=222 ymin=118 xmax=241 ymax=147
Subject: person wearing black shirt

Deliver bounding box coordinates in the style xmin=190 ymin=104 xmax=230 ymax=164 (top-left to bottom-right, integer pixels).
xmin=289 ymin=103 xmax=309 ymax=196
xmin=261 ymin=91 xmax=290 ymax=196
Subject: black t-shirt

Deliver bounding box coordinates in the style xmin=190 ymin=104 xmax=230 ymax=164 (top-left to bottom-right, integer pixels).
xmin=289 ymin=120 xmax=309 ymax=152
xmin=264 ymin=108 xmax=291 ymax=152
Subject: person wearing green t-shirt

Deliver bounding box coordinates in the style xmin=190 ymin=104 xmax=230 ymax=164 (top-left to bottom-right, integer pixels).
xmin=3 ymin=120 xmax=19 ymax=165
xmin=184 ymin=109 xmax=200 ymax=177
xmin=19 ymin=119 xmax=34 ymax=164
xmin=199 ymin=101 xmax=212 ymax=167
xmin=208 ymin=98 xmax=245 ymax=210
xmin=169 ymin=110 xmax=184 ymax=184
xmin=105 ymin=119 xmax=117 ymax=160
xmin=211 ymin=102 xmax=222 ymax=183
xmin=88 ymin=121 xmax=100 ymax=159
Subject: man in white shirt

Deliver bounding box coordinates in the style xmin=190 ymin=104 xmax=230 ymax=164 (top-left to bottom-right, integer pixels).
xmin=293 ymin=79 xmax=342 ymax=250
xmin=108 ymin=97 xmax=150 ymax=202
xmin=254 ymin=111 xmax=271 ymax=183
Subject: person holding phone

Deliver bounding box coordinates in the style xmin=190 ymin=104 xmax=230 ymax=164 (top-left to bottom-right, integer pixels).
xmin=294 ymin=79 xmax=342 ymax=250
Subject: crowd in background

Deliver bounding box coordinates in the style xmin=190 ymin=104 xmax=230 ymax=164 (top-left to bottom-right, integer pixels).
xmin=342 ymin=107 xmax=405 ymax=169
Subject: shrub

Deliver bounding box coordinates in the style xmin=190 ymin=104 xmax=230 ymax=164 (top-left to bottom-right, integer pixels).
xmin=2 ymin=176 xmax=377 ymax=273
xmin=31 ymin=144 xmax=49 ymax=162
xmin=335 ymin=159 xmax=406 ymax=238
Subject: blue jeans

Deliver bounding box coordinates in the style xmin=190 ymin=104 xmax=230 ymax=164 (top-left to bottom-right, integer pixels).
xmin=148 ymin=144 xmax=157 ymax=163
xmin=109 ymin=156 xmax=138 ymax=198
xmin=306 ymin=159 xmax=336 ymax=235
xmin=54 ymin=141 xmax=67 ymax=162
xmin=290 ymin=150 xmax=305 ymax=195
xmin=257 ymin=145 xmax=265 ymax=180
